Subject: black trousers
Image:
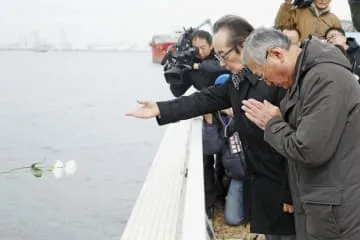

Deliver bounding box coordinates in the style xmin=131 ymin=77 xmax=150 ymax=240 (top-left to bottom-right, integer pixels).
xmin=203 ymin=154 xmax=226 ymax=213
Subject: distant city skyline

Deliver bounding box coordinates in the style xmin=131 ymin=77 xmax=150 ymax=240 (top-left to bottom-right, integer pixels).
xmin=0 ymin=0 xmax=352 ymax=48
xmin=1 ymin=29 xmax=148 ymax=50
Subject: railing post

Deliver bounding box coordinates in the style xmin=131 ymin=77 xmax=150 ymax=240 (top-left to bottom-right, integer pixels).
xmin=180 ymin=118 xmax=207 ymax=240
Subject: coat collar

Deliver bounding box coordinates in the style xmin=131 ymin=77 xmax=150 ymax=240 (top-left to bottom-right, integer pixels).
xmin=231 ymin=67 xmax=258 ymax=90
xmin=309 ymin=3 xmax=330 ymax=17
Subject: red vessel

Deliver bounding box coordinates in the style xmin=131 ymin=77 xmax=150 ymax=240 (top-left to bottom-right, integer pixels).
xmin=149 ymin=34 xmax=177 ymax=63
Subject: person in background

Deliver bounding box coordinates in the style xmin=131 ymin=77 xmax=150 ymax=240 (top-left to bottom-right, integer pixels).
xmin=278 ymin=25 xmax=301 ymax=46
xmin=349 ymin=0 xmax=360 ymax=31
xmin=275 ymin=0 xmax=342 ymax=42
xmin=325 ymin=27 xmax=360 ymax=78
xmin=166 ymin=29 xmax=229 ymax=219
xmin=202 ymin=74 xmax=246 ymax=226
xmin=169 ymin=30 xmax=228 ymax=97
xmin=241 ymin=27 xmax=360 ymax=240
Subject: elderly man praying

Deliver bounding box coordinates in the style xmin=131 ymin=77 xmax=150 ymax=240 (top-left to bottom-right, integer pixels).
xmin=240 ymin=28 xmax=360 ymax=240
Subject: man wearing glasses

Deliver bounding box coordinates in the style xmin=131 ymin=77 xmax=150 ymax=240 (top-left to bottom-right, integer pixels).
xmin=324 ymin=27 xmax=360 ymax=79
xmin=127 ymin=15 xmax=296 ymax=239
xmin=241 ymin=27 xmax=360 ymax=240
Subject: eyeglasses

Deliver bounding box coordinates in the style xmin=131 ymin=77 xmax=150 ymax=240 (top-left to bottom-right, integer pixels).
xmin=326 ymin=32 xmax=343 ymax=42
xmin=215 ymin=47 xmax=235 ymax=62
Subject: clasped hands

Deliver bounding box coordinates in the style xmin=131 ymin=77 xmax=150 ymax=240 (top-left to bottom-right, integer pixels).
xmin=241 ymin=99 xmax=282 ymax=130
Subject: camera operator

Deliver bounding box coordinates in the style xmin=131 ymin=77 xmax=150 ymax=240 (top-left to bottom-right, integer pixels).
xmin=169 ymin=30 xmax=229 ymax=97
xmin=163 ymin=29 xmax=229 ymax=218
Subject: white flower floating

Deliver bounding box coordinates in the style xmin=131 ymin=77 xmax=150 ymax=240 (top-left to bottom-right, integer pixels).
xmin=0 ymin=160 xmax=77 ymax=179
xmin=64 ymin=160 xmax=77 ymax=176
xmin=51 ymin=160 xmax=77 ymax=179
xmin=52 ymin=160 xmax=65 ymax=179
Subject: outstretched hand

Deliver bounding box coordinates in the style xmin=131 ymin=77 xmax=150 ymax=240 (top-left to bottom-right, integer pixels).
xmin=125 ymin=100 xmax=160 ymax=119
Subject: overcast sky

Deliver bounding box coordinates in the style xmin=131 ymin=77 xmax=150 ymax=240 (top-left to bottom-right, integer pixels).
xmin=0 ymin=0 xmax=352 ymax=47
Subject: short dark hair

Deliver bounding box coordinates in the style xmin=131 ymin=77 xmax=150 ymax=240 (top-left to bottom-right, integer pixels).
xmin=277 ymin=25 xmax=301 ymax=40
xmin=324 ymin=27 xmax=346 ymax=39
xmin=212 ymin=15 xmax=254 ymax=51
xmin=191 ymin=30 xmax=212 ymax=45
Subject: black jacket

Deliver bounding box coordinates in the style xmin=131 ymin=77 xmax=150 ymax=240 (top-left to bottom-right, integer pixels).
xmin=346 ymin=37 xmax=360 ymax=77
xmin=156 ymin=69 xmax=295 ymax=235
xmin=169 ymin=50 xmax=228 ymax=97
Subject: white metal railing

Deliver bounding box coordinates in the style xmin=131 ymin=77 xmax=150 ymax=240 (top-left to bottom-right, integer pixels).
xmin=120 ymin=117 xmax=208 ymax=240
xmin=181 ymin=118 xmax=207 ymax=240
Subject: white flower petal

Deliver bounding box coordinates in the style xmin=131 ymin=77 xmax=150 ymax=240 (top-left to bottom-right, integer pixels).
xmin=53 ymin=160 xmax=64 ymax=168
xmin=53 ymin=168 xmax=64 ymax=179
xmin=52 ymin=160 xmax=64 ymax=179
xmin=64 ymin=160 xmax=77 ymax=176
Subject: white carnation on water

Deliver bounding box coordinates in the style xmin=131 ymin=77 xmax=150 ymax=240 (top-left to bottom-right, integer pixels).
xmin=64 ymin=160 xmax=77 ymax=176
xmin=52 ymin=160 xmax=65 ymax=179
xmin=0 ymin=159 xmax=77 ymax=179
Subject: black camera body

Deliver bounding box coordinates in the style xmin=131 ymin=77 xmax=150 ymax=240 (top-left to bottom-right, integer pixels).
xmin=292 ymin=0 xmax=313 ymax=8
xmin=161 ymin=27 xmax=198 ymax=85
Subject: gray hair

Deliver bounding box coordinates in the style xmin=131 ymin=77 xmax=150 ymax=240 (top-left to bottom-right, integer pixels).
xmin=241 ymin=27 xmax=291 ymax=65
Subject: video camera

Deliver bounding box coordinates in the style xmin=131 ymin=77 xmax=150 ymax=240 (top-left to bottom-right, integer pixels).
xmin=292 ymin=0 xmax=313 ymax=8
xmin=160 ymin=27 xmax=198 ymax=85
